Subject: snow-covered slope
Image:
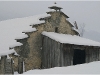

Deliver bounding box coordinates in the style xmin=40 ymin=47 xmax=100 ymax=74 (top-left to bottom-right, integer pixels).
xmin=22 ymin=61 xmax=100 ymax=74
xmin=0 ymin=13 xmax=50 ymax=56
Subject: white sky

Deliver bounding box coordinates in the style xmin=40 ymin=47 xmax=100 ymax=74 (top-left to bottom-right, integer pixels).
xmin=0 ymin=1 xmax=100 ymax=32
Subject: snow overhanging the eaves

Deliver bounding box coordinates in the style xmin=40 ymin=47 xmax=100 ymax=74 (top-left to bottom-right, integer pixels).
xmin=0 ymin=13 xmax=50 ymax=55
xmin=72 ymin=27 xmax=80 ymax=34
xmin=9 ymin=42 xmax=23 ymax=49
xmin=22 ymin=28 xmax=37 ymax=33
xmin=32 ymin=14 xmax=51 ymax=25
xmin=0 ymin=49 xmax=18 ymax=58
xmin=42 ymin=31 xmax=100 ymax=47
xmin=15 ymin=34 xmax=28 ymax=40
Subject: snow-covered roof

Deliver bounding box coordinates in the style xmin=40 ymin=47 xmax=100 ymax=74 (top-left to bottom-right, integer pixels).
xmin=72 ymin=27 xmax=80 ymax=34
xmin=0 ymin=49 xmax=18 ymax=59
xmin=0 ymin=13 xmax=50 ymax=56
xmin=42 ymin=31 xmax=100 ymax=47
xmin=15 ymin=34 xmax=29 ymax=40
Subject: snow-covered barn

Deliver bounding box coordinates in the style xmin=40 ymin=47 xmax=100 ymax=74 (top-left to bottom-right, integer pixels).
xmin=0 ymin=3 xmax=100 ymax=74
xmin=42 ymin=31 xmax=100 ymax=69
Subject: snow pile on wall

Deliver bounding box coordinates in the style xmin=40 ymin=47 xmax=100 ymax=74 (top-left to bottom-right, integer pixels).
xmin=0 ymin=13 xmax=50 ymax=56
xmin=42 ymin=31 xmax=100 ymax=47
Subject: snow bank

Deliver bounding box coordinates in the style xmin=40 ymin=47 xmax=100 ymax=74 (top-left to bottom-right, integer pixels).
xmin=42 ymin=31 xmax=100 ymax=47
xmin=22 ymin=61 xmax=100 ymax=74
xmin=0 ymin=13 xmax=49 ymax=55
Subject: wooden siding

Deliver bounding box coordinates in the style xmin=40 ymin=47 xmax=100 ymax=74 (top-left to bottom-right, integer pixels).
xmin=42 ymin=36 xmax=74 ymax=68
xmin=42 ymin=35 xmax=100 ymax=69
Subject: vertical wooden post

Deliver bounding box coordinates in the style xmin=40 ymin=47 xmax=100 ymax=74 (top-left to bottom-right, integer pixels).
xmin=1 ymin=55 xmax=7 ymax=74
xmin=18 ymin=57 xmax=23 ymax=74
xmin=57 ymin=42 xmax=60 ymax=67
xmin=60 ymin=44 xmax=64 ymax=66
xmin=51 ymin=40 xmax=55 ymax=68
xmin=85 ymin=48 xmax=89 ymax=63
xmin=49 ymin=38 xmax=52 ymax=68
xmin=41 ymin=35 xmax=44 ymax=69
xmin=70 ymin=45 xmax=74 ymax=65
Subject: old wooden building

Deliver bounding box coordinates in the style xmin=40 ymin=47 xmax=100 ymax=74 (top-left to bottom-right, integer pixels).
xmin=42 ymin=32 xmax=100 ymax=68
xmin=0 ymin=3 xmax=100 ymax=74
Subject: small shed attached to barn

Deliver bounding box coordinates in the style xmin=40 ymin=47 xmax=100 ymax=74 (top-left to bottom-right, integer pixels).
xmin=41 ymin=31 xmax=100 ymax=69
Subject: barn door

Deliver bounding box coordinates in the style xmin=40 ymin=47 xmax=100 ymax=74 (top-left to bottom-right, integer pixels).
xmin=73 ymin=49 xmax=86 ymax=65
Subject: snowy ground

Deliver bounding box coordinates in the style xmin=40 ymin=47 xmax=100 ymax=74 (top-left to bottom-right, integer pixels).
xmin=14 ymin=61 xmax=100 ymax=74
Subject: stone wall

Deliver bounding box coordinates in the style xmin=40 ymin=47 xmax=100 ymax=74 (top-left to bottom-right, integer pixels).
xmin=44 ymin=12 xmax=78 ymax=35
xmin=9 ymin=54 xmax=18 ymax=71
xmin=12 ymin=11 xmax=78 ymax=72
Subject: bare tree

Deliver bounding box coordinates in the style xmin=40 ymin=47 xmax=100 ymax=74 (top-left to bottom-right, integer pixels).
xmin=73 ymin=21 xmax=85 ymax=37
xmin=79 ymin=23 xmax=85 ymax=37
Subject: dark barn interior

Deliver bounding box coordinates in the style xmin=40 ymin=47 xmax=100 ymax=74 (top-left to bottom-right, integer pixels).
xmin=73 ymin=49 xmax=86 ymax=65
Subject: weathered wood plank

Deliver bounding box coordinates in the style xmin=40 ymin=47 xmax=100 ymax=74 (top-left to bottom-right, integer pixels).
xmin=57 ymin=42 xmax=60 ymax=67
xmin=60 ymin=43 xmax=63 ymax=67
xmin=54 ymin=41 xmax=57 ymax=67
xmin=49 ymin=38 xmax=52 ymax=68
xmin=45 ymin=36 xmax=48 ymax=68
xmin=44 ymin=36 xmax=48 ymax=68
xmin=70 ymin=46 xmax=73 ymax=65
xmin=99 ymin=49 xmax=100 ymax=61
xmin=51 ymin=40 xmax=55 ymax=67
xmin=41 ymin=36 xmax=44 ymax=69
xmin=85 ymin=49 xmax=89 ymax=63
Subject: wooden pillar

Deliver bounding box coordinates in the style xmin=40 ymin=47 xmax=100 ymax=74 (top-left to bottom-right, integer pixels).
xmin=0 ymin=55 xmax=7 ymax=74
xmin=18 ymin=57 xmax=23 ymax=74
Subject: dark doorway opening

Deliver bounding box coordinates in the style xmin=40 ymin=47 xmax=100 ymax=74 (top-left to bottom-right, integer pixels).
xmin=73 ymin=49 xmax=86 ymax=65
xmin=55 ymin=27 xmax=58 ymax=33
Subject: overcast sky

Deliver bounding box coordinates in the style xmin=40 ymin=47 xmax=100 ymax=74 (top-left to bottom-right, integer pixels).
xmin=0 ymin=1 xmax=100 ymax=32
